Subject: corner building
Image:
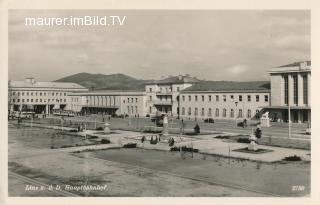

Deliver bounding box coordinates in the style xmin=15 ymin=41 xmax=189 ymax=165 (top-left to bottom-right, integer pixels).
xmin=145 ymin=75 xmax=200 ymax=117
xmin=264 ymin=61 xmax=311 ymax=123
xmin=8 ymin=78 xmax=88 ymax=114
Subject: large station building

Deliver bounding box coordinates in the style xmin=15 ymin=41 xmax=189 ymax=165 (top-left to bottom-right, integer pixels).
xmin=8 ymin=77 xmax=88 ymax=115
xmin=67 ymin=90 xmax=146 ymax=117
xmin=8 ymin=61 xmax=311 ymax=124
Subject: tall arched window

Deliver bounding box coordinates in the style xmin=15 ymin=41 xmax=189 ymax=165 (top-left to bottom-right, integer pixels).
xmin=195 ymin=108 xmax=198 ymax=116
xmin=238 ymin=109 xmax=243 ymax=118
xmin=223 ymin=108 xmax=227 ymax=117
xmin=215 ymin=108 xmax=219 ymax=117
xmin=247 ymin=109 xmax=251 ymax=118
xmin=201 ymin=108 xmax=205 ymax=116
xmin=188 ymin=107 xmax=191 ymax=115
xmin=255 ymin=109 xmax=260 ymax=119
xmin=230 ymin=109 xmax=234 ymax=118
xmin=208 ymin=108 xmax=212 ymax=116
xmin=181 ymin=107 xmax=185 ymax=115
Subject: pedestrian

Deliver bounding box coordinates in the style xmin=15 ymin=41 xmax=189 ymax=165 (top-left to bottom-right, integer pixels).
xmin=141 ymin=135 xmax=145 ymax=143
xmin=255 ymin=125 xmax=262 ymax=139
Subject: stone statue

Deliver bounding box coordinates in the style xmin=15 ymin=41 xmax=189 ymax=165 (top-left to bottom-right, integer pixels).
xmin=103 ymin=122 xmax=111 ymax=134
xmin=248 ymin=135 xmax=258 ymax=151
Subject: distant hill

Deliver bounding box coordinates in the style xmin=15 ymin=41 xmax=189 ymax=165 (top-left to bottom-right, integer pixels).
xmin=55 ymin=72 xmax=270 ymax=92
xmin=55 ymin=72 xmax=150 ymax=91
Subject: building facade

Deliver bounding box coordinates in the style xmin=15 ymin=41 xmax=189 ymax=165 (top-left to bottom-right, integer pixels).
xmin=145 ymin=75 xmax=200 ymax=117
xmin=179 ymin=81 xmax=271 ymax=121
xmin=8 ymin=78 xmax=88 ymax=114
xmin=67 ymin=90 xmax=147 ymax=117
xmin=264 ymin=61 xmax=311 ymax=123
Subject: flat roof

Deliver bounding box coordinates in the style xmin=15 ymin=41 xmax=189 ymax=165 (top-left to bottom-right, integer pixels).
xmin=145 ymin=75 xmax=200 ymax=85
xmin=9 ymin=80 xmax=87 ymax=90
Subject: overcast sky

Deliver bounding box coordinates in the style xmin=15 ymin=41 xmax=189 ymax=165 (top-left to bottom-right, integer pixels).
xmin=9 ymin=10 xmax=310 ymax=82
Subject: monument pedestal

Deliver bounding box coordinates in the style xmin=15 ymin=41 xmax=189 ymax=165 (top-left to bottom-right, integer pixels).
xmin=162 ymin=115 xmax=169 ymax=136
xmin=260 ymin=111 xmax=270 ymax=127
xmin=248 ymin=141 xmax=258 ymax=151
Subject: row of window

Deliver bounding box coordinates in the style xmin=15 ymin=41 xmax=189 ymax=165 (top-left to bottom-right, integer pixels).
xmin=127 ymin=106 xmax=139 ymax=114
xmin=181 ymin=107 xmax=260 ymax=118
xmin=148 ymin=87 xmax=180 ymax=93
xmin=12 ymin=98 xmax=66 ymax=103
xmin=11 ymin=91 xmax=67 ymax=97
xmin=126 ymin=98 xmax=138 ymax=103
xmin=71 ymin=98 xmax=79 ymax=102
xmin=87 ymin=96 xmax=116 ymax=106
xmin=181 ymin=94 xmax=268 ymax=103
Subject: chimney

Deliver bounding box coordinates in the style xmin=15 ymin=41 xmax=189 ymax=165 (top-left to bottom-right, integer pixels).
xmin=25 ymin=77 xmax=35 ymax=84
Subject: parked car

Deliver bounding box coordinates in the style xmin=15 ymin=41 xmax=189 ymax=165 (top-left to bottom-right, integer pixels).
xmin=151 ymin=113 xmax=165 ymax=127
xmin=16 ymin=111 xmax=35 ymax=119
xmin=204 ymin=118 xmax=214 ymax=123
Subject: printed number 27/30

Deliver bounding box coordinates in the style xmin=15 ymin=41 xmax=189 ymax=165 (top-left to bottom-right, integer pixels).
xmin=292 ymin=186 xmax=305 ymax=191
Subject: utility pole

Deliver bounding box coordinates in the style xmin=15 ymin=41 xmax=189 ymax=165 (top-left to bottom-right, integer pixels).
xmin=235 ymin=101 xmax=238 ymax=127
xmin=288 ymin=74 xmax=291 ymax=139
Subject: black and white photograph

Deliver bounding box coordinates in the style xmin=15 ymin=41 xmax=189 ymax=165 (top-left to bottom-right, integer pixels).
xmin=1 ymin=1 xmax=319 ymax=203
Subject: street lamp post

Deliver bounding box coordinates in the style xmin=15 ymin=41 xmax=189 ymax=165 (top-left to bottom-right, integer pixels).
xmin=288 ymin=105 xmax=291 ymax=138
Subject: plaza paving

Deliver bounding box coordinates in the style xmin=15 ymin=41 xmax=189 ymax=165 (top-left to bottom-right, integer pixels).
xmin=8 ymin=119 xmax=311 ymax=197
xmin=14 ymin=121 xmax=310 ymax=163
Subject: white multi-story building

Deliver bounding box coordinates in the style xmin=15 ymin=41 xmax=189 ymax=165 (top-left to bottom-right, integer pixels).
xmin=145 ymin=75 xmax=200 ymax=117
xmin=263 ymin=61 xmax=311 ymax=123
xmin=67 ymin=90 xmax=147 ymax=117
xmin=179 ymin=81 xmax=271 ymax=121
xmin=8 ymin=77 xmax=87 ymax=114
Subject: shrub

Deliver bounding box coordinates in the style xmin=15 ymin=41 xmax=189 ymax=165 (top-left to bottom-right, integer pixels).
xmin=150 ymin=137 xmax=158 ymax=144
xmin=146 ymin=114 xmax=150 ymax=117
xmin=60 ymin=145 xmax=73 ymax=148
xmin=69 ymin=129 xmax=78 ymax=132
xmin=283 ymin=155 xmax=302 ymax=161
xmin=100 ymin=139 xmax=111 ymax=144
xmin=194 ymin=124 xmax=200 ymax=134
xmin=123 ymin=143 xmax=137 ymax=148
xmin=96 ymin=127 xmax=104 ymax=131
xmin=170 ymin=146 xmax=199 ymax=152
xmin=237 ymin=138 xmax=251 ymax=143
xmin=215 ymin=135 xmax=230 ymax=139
xmin=204 ymin=118 xmax=214 ymax=123
xmin=143 ymin=129 xmax=162 ymax=133
xmin=87 ymin=135 xmax=98 ymax=139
